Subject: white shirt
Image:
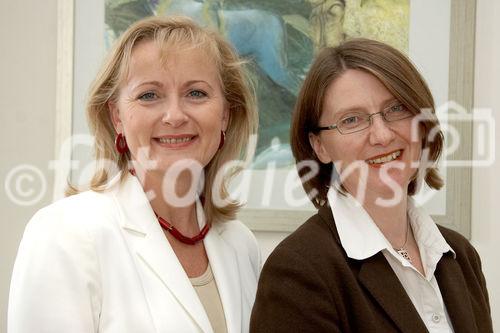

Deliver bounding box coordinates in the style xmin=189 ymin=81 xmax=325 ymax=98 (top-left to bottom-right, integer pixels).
xmin=328 ymin=188 xmax=456 ymax=333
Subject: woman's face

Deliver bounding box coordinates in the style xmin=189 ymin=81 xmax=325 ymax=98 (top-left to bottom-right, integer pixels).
xmin=110 ymin=40 xmax=228 ymax=173
xmin=310 ymin=69 xmax=421 ymax=200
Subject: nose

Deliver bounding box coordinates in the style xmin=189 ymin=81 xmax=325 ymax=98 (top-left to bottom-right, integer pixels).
xmin=368 ymin=113 xmax=395 ymax=146
xmin=161 ymin=98 xmax=188 ymax=127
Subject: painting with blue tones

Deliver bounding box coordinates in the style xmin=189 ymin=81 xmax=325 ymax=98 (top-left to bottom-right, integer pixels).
xmin=105 ymin=0 xmax=409 ymax=169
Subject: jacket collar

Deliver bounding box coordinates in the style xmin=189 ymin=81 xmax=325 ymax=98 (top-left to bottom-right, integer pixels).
xmin=317 ymin=203 xmax=428 ymax=332
xmin=327 ymin=188 xmax=388 ymax=260
xmin=109 ymin=172 xmax=241 ymax=333
xmin=327 ymin=188 xmax=455 ymax=266
xmin=318 ymin=194 xmax=474 ymax=333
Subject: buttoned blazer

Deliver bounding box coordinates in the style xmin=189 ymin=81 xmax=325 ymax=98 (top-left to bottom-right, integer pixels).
xmin=250 ymin=204 xmax=493 ymax=333
xmin=9 ymin=173 xmax=261 ymax=333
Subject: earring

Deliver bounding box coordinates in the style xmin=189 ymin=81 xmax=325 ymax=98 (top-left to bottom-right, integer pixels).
xmin=218 ymin=131 xmax=226 ymax=150
xmin=115 ymin=133 xmax=129 ymax=154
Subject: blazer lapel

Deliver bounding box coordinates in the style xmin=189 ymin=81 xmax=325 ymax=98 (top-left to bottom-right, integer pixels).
xmin=114 ymin=174 xmax=212 ymax=333
xmin=435 ymin=253 xmax=477 ymax=333
xmin=202 ymin=216 xmax=242 ymax=333
xmin=358 ymin=254 xmax=429 ymax=333
xmin=318 ymin=205 xmax=428 ymax=333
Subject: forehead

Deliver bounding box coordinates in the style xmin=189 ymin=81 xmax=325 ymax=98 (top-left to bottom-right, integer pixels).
xmin=123 ymin=39 xmax=221 ymax=84
xmin=323 ymin=69 xmax=394 ymax=116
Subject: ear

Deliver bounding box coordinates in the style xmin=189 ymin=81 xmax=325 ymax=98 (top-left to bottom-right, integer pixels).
xmin=108 ymin=101 xmax=123 ymax=134
xmin=309 ymin=132 xmax=332 ymax=164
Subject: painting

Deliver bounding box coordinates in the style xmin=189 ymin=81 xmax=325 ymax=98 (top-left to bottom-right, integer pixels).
xmin=104 ymin=0 xmax=409 ymax=169
xmin=61 ymin=0 xmax=476 ymax=237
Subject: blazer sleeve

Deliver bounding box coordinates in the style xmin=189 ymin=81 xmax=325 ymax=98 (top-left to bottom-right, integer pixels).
xmin=470 ymin=244 xmax=491 ymax=314
xmin=250 ymin=244 xmax=341 ymax=333
xmin=8 ymin=205 xmax=101 ymax=333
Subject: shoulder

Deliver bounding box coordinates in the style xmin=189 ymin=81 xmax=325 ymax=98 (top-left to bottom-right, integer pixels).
xmin=23 ymin=190 xmax=118 ymax=243
xmin=215 ymin=218 xmax=258 ymax=249
xmin=214 ymin=219 xmax=261 ymax=271
xmin=437 ymin=225 xmax=479 ymax=259
xmin=263 ymin=210 xmax=346 ymax=279
xmin=437 ymin=224 xmax=485 ymax=274
xmin=251 ymin=212 xmax=344 ymax=331
xmin=274 ymin=209 xmax=342 ymax=259
xmin=436 ymin=224 xmax=492 ymax=316
xmin=32 ymin=190 xmax=115 ymax=222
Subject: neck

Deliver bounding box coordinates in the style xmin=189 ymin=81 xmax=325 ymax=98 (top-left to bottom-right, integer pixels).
xmin=132 ymin=164 xmax=202 ymax=234
xmin=348 ymin=184 xmax=409 ymax=247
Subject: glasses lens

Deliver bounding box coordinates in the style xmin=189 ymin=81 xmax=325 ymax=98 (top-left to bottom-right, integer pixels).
xmin=338 ymin=114 xmax=370 ymax=134
xmin=384 ymin=104 xmax=414 ymax=121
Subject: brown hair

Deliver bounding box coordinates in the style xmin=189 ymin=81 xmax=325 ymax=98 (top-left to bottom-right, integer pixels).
xmin=68 ymin=16 xmax=258 ymax=223
xmin=290 ymin=38 xmax=443 ymax=208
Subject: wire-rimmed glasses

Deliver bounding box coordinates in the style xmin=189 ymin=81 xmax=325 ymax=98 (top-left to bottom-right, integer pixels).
xmin=315 ymin=103 xmax=414 ymax=135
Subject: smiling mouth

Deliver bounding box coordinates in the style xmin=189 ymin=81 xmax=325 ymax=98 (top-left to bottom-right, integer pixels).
xmin=366 ymin=150 xmax=402 ymax=165
xmin=157 ymin=136 xmax=194 ymax=144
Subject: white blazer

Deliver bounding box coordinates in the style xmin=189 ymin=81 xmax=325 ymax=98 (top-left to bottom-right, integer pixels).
xmin=8 ymin=173 xmax=261 ymax=333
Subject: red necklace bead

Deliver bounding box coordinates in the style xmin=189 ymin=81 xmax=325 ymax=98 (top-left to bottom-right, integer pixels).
xmin=156 ymin=214 xmax=210 ymax=245
xmin=129 ymin=169 xmax=209 ymax=245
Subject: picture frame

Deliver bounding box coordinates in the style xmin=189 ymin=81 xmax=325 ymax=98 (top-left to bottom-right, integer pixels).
xmin=55 ymin=0 xmax=476 ymax=237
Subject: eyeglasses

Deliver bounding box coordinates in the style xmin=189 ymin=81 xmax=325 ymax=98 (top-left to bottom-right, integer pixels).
xmin=315 ymin=103 xmax=414 ymax=135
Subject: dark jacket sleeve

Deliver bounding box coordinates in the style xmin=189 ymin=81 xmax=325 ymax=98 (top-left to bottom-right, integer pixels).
xmin=250 ymin=244 xmax=341 ymax=333
xmin=438 ymin=225 xmax=493 ymax=332
xmin=469 ymin=244 xmax=491 ymax=314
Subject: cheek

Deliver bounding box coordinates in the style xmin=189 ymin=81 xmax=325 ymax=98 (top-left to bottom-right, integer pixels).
xmin=411 ymin=130 xmax=424 ymax=161
xmin=123 ymin=118 xmax=155 ymax=147
xmin=327 ymin=143 xmax=352 ymax=173
xmin=412 ymin=141 xmax=422 ymax=160
xmin=328 ymin=138 xmax=358 ymax=164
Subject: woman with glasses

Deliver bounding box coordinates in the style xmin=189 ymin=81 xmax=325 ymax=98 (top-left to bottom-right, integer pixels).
xmin=250 ymin=38 xmax=492 ymax=333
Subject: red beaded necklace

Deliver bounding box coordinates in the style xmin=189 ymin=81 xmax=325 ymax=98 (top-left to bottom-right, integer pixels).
xmin=155 ymin=213 xmax=210 ymax=245
xmin=129 ymin=169 xmax=210 ymax=245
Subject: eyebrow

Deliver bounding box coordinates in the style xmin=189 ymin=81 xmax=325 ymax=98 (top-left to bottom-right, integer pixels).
xmin=131 ymin=80 xmax=164 ymax=90
xmin=334 ymin=97 xmax=400 ymax=115
xmin=131 ymin=80 xmax=213 ymax=91
xmin=184 ymin=80 xmax=213 ymax=89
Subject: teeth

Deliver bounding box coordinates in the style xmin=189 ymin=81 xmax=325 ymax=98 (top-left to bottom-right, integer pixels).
xmin=367 ymin=150 xmax=401 ymax=165
xmin=158 ymin=137 xmax=192 ymax=144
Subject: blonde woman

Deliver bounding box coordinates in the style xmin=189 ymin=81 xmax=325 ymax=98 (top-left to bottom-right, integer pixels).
xmin=9 ymin=16 xmax=259 ymax=333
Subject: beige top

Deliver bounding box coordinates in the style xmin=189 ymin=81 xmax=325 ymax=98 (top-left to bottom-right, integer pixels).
xmin=190 ymin=265 xmax=227 ymax=333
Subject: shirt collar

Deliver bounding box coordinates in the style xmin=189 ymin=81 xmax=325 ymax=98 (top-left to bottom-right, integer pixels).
xmin=327 ymin=187 xmax=456 ymax=262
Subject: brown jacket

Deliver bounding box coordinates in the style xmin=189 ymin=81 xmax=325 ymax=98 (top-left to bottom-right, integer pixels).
xmin=250 ymin=205 xmax=493 ymax=333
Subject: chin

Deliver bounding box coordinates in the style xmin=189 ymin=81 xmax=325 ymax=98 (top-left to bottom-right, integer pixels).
xmin=369 ymin=176 xmax=409 ymax=199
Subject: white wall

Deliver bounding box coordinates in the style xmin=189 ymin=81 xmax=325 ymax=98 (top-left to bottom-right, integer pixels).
xmin=0 ymin=0 xmax=57 ymax=329
xmin=471 ymin=0 xmax=500 ymax=329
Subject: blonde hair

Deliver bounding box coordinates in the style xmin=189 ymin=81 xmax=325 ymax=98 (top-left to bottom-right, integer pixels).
xmin=291 ymin=38 xmax=443 ymax=208
xmin=68 ymin=16 xmax=258 ymax=223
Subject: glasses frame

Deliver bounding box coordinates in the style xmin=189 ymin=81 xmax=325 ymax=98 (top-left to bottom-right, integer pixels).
xmin=315 ymin=105 xmax=415 ymax=135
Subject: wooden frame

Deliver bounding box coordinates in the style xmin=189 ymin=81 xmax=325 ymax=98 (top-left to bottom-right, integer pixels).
xmin=435 ymin=0 xmax=476 ymax=238
xmin=53 ymin=0 xmax=74 ymax=202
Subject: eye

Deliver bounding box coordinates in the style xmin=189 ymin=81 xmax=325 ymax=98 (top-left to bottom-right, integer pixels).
xmin=187 ymin=90 xmax=207 ymax=98
xmin=388 ymin=103 xmax=406 ymax=113
xmin=138 ymin=91 xmax=158 ymax=101
xmin=340 ymin=115 xmax=361 ymax=126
